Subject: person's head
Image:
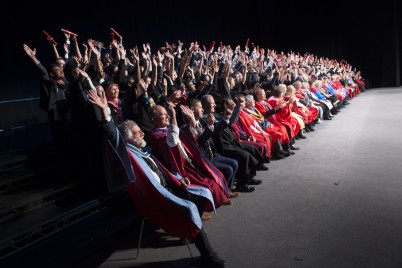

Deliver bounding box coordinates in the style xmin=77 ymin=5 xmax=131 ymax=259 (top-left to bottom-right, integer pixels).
xmin=149 ymin=105 xmax=170 ymax=128
xmin=101 ymin=53 xmax=112 ymax=66
xmin=127 ymin=77 xmax=135 ymax=88
xmin=244 ymin=94 xmax=255 ymax=107
xmin=286 ymin=85 xmax=295 ymax=95
xmin=145 ymin=76 xmax=152 ymax=86
xmin=200 ymin=74 xmax=210 ymax=83
xmin=104 ymin=82 xmax=119 ymax=100
xmin=201 ymin=95 xmax=216 ymax=114
xmin=293 ymin=80 xmax=302 ymax=90
xmin=313 ymin=80 xmax=322 ymax=89
xmin=298 ymin=68 xmax=304 ymax=76
xmin=233 ymin=72 xmax=241 ymax=83
xmin=255 ymin=89 xmax=266 ymax=101
xmin=227 ymin=77 xmax=235 ymax=89
xmin=252 ymin=82 xmax=261 ymax=94
xmin=118 ymin=120 xmax=146 ymax=148
xmin=188 ymin=98 xmax=204 ymax=120
xmin=260 ymin=72 xmax=268 ymax=82
xmin=235 ymin=94 xmax=246 ymax=108
xmin=55 ymin=57 xmax=66 ymax=68
xmin=50 ymin=64 xmax=64 ymax=80
xmin=273 ymin=84 xmax=286 ymax=97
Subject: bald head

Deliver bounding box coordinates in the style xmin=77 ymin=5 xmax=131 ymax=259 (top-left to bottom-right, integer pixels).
xmin=150 ymin=105 xmax=170 ymax=128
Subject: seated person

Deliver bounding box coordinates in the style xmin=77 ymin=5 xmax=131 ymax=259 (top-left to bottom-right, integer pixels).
xmin=201 ymin=95 xmax=265 ymax=192
xmin=147 ymin=104 xmax=231 ymax=208
xmin=88 ymin=90 xmax=226 ymax=267
xmin=184 ymin=98 xmax=240 ymax=197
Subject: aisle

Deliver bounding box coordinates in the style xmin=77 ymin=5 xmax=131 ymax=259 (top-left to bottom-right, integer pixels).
xmin=96 ymin=88 xmax=402 ymax=268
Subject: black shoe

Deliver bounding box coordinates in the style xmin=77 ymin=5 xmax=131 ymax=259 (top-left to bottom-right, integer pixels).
xmin=257 ymin=164 xmax=269 ymax=171
xmin=264 ymin=157 xmax=270 ymax=163
xmin=200 ymin=253 xmax=227 ymax=267
xmin=304 ymin=127 xmax=310 ymax=132
xmin=272 ymin=153 xmax=285 ymax=160
xmin=236 ymin=185 xmax=255 ymax=192
xmin=281 ymin=150 xmax=291 ymax=157
xmin=307 ymin=124 xmax=315 ymax=131
xmin=284 ymin=149 xmax=295 ymax=155
xmin=290 ymin=145 xmax=300 ymax=150
xmin=250 ymin=178 xmax=262 ymax=185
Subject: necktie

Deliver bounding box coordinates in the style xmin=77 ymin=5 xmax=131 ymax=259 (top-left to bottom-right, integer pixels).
xmin=177 ymin=142 xmax=195 ymax=169
xmin=143 ymin=156 xmax=167 ymax=187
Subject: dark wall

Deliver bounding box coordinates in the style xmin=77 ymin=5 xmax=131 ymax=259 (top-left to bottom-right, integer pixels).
xmin=1 ymin=0 xmax=400 ymax=102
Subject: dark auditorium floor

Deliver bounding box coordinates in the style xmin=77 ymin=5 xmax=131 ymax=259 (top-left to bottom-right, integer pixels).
xmin=4 ymin=87 xmax=402 ymax=268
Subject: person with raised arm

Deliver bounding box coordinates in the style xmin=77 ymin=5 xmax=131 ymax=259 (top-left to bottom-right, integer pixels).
xmin=147 ymin=103 xmax=232 ymax=208
xmin=23 ymin=44 xmax=71 ymax=144
xmin=88 ymin=90 xmax=226 ymax=267
xmin=184 ymin=98 xmax=240 ymax=198
xmin=201 ymin=95 xmax=265 ymax=192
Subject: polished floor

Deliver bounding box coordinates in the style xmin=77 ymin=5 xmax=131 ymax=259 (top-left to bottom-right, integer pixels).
xmin=4 ymin=87 xmax=402 ymax=268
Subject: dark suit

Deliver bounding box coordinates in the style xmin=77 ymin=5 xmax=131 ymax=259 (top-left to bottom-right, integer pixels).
xmin=212 ymin=120 xmax=259 ymax=187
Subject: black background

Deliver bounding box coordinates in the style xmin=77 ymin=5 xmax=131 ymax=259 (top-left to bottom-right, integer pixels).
xmin=1 ymin=0 xmax=401 ymax=101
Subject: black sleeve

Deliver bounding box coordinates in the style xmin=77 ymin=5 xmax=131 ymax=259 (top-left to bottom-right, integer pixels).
xmin=264 ymin=108 xmax=277 ymax=117
xmin=37 ymin=62 xmax=50 ymax=81
xmin=157 ymin=64 xmax=163 ymax=84
xmin=102 ymin=121 xmax=119 ymax=148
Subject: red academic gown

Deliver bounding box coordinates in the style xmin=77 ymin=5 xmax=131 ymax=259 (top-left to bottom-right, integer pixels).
xmin=180 ymin=126 xmax=230 ymax=197
xmin=103 ymin=121 xmax=204 ymax=239
xmin=147 ymin=127 xmax=228 ymax=209
xmin=231 ymin=121 xmax=270 ymax=158
xmin=294 ymin=91 xmax=319 ymax=122
xmin=126 ymin=152 xmax=201 ymax=238
xmin=290 ymin=99 xmax=313 ymax=124
xmin=267 ymin=97 xmax=300 ymax=138
xmin=255 ymin=101 xmax=290 ymax=144
xmin=238 ymin=109 xmax=272 ymax=155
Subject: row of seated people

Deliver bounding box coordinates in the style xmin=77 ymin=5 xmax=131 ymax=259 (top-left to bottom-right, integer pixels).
xmin=23 ymin=35 xmax=365 ymax=267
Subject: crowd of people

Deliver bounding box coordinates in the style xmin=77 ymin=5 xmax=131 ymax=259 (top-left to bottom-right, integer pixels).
xmin=23 ymin=32 xmax=367 ymax=267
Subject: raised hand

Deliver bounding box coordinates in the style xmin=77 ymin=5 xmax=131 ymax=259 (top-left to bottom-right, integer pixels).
xmin=88 ymin=88 xmax=107 ymax=110
xmin=166 ymin=101 xmax=177 ymax=119
xmin=206 ymin=113 xmax=215 ymax=126
xmin=225 ymin=99 xmax=236 ymax=110
xmin=131 ymin=47 xmax=139 ymax=63
xmin=180 ymin=105 xmax=196 ymax=127
xmin=87 ymin=39 xmax=100 ymax=58
xmin=23 ymin=44 xmax=36 ymax=58
xmin=156 ymin=50 xmax=164 ymax=63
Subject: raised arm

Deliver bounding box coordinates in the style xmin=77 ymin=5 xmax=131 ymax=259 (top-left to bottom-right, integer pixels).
xmin=51 ymin=43 xmax=61 ymax=61
xmin=130 ymin=47 xmax=141 ymax=84
xmin=23 ymin=44 xmax=49 ymax=80
xmin=87 ymin=39 xmax=104 ymax=80
xmin=71 ymin=35 xmax=82 ymax=59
